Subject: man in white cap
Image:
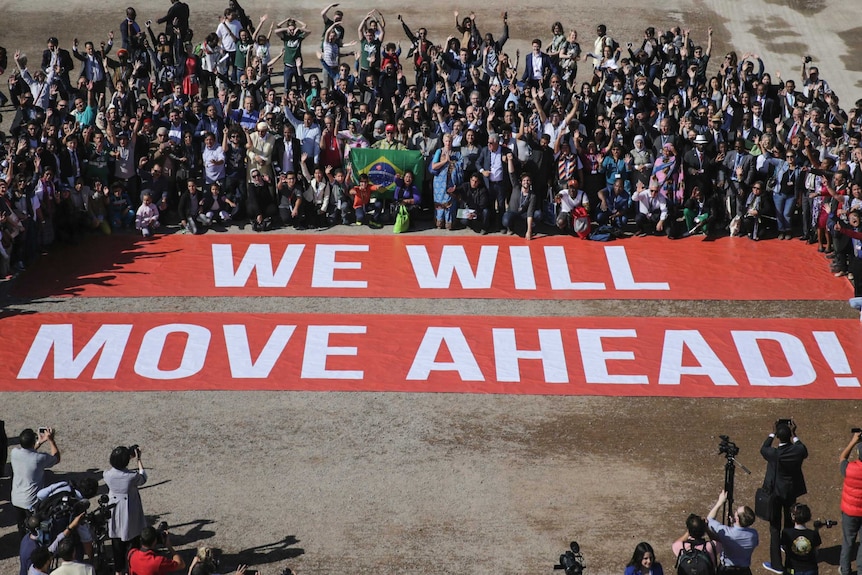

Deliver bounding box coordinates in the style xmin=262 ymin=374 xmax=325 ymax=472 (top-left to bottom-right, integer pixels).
xmin=683 ymin=133 xmax=713 ymax=194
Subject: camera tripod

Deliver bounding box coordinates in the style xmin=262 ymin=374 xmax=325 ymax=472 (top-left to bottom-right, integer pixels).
xmin=722 ymin=452 xmax=751 ymax=524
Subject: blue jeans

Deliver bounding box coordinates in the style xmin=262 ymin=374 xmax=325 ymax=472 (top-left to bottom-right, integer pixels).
xmin=283 ymin=65 xmax=303 ymax=91
xmin=355 ymin=200 xmax=384 ymax=224
xmin=773 ymin=192 xmax=794 ymax=233
xmin=502 ymin=209 xmax=543 ymax=234
xmin=841 ymin=511 xmax=862 ymax=575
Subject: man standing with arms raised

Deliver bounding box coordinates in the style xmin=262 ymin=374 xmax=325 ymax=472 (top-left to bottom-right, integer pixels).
xmin=761 ymin=420 xmax=808 ymax=574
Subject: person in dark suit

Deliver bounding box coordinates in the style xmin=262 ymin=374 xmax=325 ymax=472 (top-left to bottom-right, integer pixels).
xmin=683 ymin=134 xmax=714 ymax=196
xmin=760 ymin=421 xmax=808 ymax=574
xmin=273 ymin=123 xmax=304 ymax=177
xmin=521 ymin=39 xmax=556 ymax=88
xmin=157 ymin=0 xmax=191 ymax=43
xmin=723 ymin=138 xmax=756 ymax=219
xmin=41 ymin=37 xmax=75 ymax=90
xmin=476 ymin=133 xmax=515 ymax=228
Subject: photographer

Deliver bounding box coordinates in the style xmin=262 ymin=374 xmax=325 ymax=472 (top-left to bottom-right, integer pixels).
xmin=104 ymin=446 xmax=147 ymax=575
xmin=187 ymin=546 xmax=248 ymax=575
xmin=760 ymin=420 xmax=808 ymax=574
xmin=20 ymin=511 xmax=86 ymax=575
xmin=128 ymin=525 xmax=186 ymax=575
xmin=52 ymin=532 xmax=96 ymax=575
xmin=705 ymin=491 xmax=759 ymax=574
xmin=11 ymin=427 xmax=61 ymax=536
xmin=34 ymin=477 xmax=99 ymax=559
xmin=839 ymin=431 xmax=862 ymax=575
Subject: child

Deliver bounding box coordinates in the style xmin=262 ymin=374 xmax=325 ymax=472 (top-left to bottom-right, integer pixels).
xmin=135 ymin=193 xmax=160 ymax=236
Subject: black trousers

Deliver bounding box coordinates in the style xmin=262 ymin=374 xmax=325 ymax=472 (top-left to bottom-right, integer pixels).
xmin=768 ymin=495 xmax=797 ymax=568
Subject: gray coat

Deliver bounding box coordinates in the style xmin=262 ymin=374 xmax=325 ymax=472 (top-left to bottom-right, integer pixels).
xmin=104 ymin=466 xmax=148 ymax=541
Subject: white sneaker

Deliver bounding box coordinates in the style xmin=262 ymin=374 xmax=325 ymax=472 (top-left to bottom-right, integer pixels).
xmin=142 ymin=227 xmax=151 ymax=237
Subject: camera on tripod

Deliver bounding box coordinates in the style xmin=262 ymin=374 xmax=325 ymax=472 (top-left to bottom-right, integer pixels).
xmin=718 ymin=435 xmax=739 ymax=458
xmin=553 ymin=541 xmax=585 ymax=575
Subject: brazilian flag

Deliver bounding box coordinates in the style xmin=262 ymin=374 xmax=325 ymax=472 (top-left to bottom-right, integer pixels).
xmin=349 ymin=148 xmax=425 ymax=199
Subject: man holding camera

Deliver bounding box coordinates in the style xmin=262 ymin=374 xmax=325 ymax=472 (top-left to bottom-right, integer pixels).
xmin=11 ymin=427 xmax=61 ymax=536
xmin=705 ymin=491 xmax=759 ymax=574
xmin=128 ymin=525 xmax=186 ymax=575
xmin=760 ymin=420 xmax=808 ymax=574
xmin=838 ymin=431 xmax=862 ymax=575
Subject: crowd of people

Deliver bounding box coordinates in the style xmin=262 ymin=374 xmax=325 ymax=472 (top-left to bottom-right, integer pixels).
xmin=6 ymin=420 xmax=862 ymax=575
xmin=5 ymin=425 xmax=262 ymax=575
xmin=0 ymin=1 xmax=861 ymax=292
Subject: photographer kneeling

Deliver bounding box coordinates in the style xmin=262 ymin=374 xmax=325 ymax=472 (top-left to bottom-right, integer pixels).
xmin=128 ymin=525 xmax=185 ymax=575
xmin=187 ymin=547 xmax=249 ymax=575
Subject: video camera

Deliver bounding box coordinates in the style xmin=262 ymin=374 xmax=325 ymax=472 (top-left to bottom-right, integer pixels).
xmin=718 ymin=435 xmax=739 ymax=458
xmin=553 ymin=541 xmax=585 ymax=575
xmin=85 ymin=494 xmax=117 ymax=542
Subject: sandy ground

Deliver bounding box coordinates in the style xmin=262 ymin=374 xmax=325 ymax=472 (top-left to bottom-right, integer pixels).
xmin=1 ymin=0 xmax=862 ymax=574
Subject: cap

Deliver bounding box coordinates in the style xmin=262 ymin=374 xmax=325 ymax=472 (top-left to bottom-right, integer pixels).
xmin=567 ymin=178 xmax=578 ymax=186
xmin=385 ymin=124 xmax=396 ymax=133
xmin=117 ymin=49 xmax=129 ymax=58
xmin=349 ymin=118 xmax=361 ymax=126
xmin=694 ymin=134 xmax=709 ymax=144
xmin=374 ymin=120 xmax=385 ymax=130
xmin=256 ymin=121 xmax=268 ymax=131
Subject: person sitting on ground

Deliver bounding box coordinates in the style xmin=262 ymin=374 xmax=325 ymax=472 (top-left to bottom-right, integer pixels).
xmin=555 ymin=177 xmax=589 ymax=234
xmin=392 ymin=170 xmax=422 ymax=224
xmin=705 ymin=490 xmax=759 ymax=575
xmin=350 ymin=173 xmax=384 ymax=228
xmin=631 ymin=180 xmax=667 ymax=236
xmin=198 ymin=182 xmax=237 ymax=226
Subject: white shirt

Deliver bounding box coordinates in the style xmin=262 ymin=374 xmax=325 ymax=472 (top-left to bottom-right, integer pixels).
xmin=218 ymin=19 xmax=241 ymax=52
xmin=202 ymin=144 xmax=226 ymax=184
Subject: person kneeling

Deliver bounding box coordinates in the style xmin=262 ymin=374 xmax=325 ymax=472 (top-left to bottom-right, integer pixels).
xmin=135 ymin=194 xmax=160 ymax=237
xmin=631 ymin=181 xmax=667 ymax=237
xmin=453 ymin=173 xmax=491 ymax=234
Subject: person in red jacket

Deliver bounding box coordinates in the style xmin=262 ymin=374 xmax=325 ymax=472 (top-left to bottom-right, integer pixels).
xmin=839 ymin=431 xmax=862 ymax=575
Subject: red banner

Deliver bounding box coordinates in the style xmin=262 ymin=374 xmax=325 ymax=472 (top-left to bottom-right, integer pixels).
xmin=3 ymin=313 xmax=861 ymax=398
xmin=12 ymin=234 xmax=851 ymax=301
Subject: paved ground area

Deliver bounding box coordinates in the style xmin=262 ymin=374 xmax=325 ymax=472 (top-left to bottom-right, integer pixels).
xmin=1 ymin=0 xmax=861 ymax=573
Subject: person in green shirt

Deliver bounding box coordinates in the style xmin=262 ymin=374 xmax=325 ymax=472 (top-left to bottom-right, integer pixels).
xmin=274 ymin=18 xmax=308 ymax=91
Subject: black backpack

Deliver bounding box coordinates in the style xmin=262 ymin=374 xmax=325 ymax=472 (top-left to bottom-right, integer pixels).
xmin=676 ymin=539 xmax=716 ymax=575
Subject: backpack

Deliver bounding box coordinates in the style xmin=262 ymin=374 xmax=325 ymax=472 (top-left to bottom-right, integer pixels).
xmin=588 ymin=224 xmax=615 ymax=242
xmin=676 ymin=539 xmax=716 ymax=575
xmin=572 ymin=206 xmax=590 ymax=239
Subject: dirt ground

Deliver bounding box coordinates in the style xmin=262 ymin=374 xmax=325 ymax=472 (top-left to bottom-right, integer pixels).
xmin=1 ymin=0 xmax=862 ymax=574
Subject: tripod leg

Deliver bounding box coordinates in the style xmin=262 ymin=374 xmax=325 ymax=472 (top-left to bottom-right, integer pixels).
xmin=723 ymin=460 xmax=736 ymax=524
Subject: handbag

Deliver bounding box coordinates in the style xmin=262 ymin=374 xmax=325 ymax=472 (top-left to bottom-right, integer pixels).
xmin=754 ymin=487 xmax=775 ymax=521
xmin=755 ymin=446 xmax=778 ymax=521
xmin=393 ymin=204 xmax=410 ymax=234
